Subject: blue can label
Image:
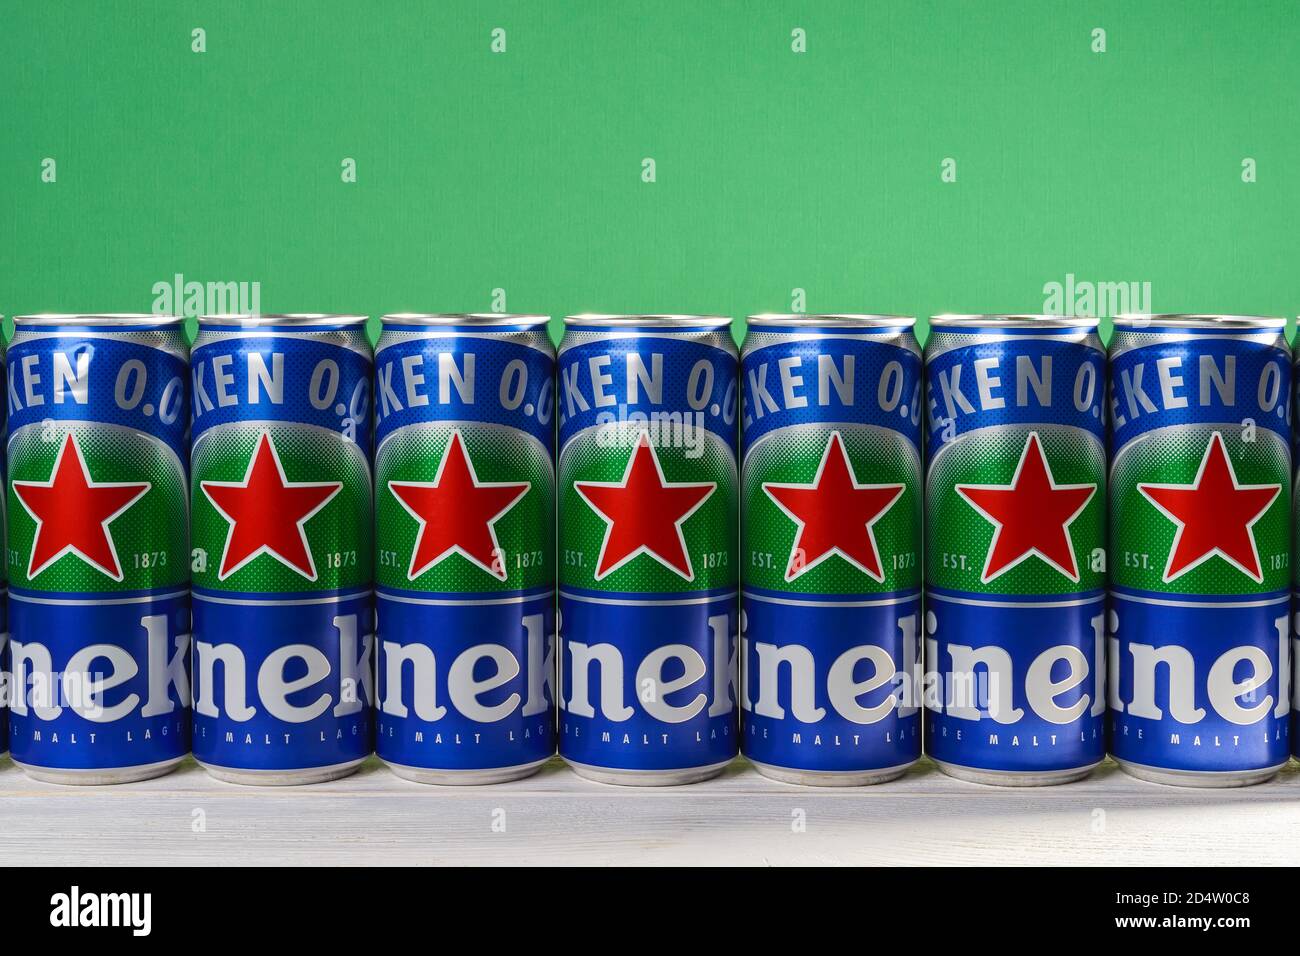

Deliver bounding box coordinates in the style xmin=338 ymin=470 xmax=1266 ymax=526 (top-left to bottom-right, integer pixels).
xmin=925 ymin=593 xmax=1105 ymax=772
xmin=0 ymin=594 xmax=7 ymax=757
xmin=8 ymin=334 xmax=189 ymax=463
xmin=374 ymin=329 xmax=555 ymax=451
xmin=373 ymin=324 xmax=556 ymax=774
xmin=740 ymin=325 xmax=923 ymax=775
xmin=1110 ymin=593 xmax=1289 ymax=773
xmin=1294 ymin=596 xmax=1299 ymax=760
xmin=8 ymin=591 xmax=189 ymax=770
xmin=190 ymin=327 xmax=374 ymax=774
xmin=1 ymin=349 xmax=6 ymax=757
xmin=7 ymin=325 xmax=191 ymax=773
xmin=1292 ymin=354 xmax=1300 ymax=762
xmin=741 ymin=594 xmax=921 ymax=773
xmin=924 ymin=325 xmax=1107 ymax=776
xmin=558 ymin=592 xmax=737 ymax=771
xmin=376 ymin=590 xmax=554 ymax=771
xmin=558 ymin=327 xmax=739 ymax=774
xmin=191 ymin=590 xmax=372 ymax=771
xmin=1109 ymin=325 xmax=1291 ymax=775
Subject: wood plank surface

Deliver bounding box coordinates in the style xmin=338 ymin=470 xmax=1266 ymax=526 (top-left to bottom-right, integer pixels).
xmin=2 ymin=755 xmax=1297 ymax=866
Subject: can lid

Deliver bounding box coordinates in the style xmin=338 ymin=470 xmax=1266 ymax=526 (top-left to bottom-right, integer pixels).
xmin=382 ymin=313 xmax=549 ymax=328
xmin=748 ymin=313 xmax=914 ymax=328
xmin=14 ymin=313 xmax=184 ymax=327
xmin=200 ymin=313 xmax=368 ymax=327
xmin=565 ymin=313 xmax=732 ymax=329
xmin=930 ymin=314 xmax=1100 ymax=330
xmin=1112 ymin=313 xmax=1286 ymax=330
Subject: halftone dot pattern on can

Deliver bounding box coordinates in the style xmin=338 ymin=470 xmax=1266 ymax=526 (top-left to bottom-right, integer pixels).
xmin=195 ymin=332 xmax=371 ymax=429
xmin=25 ymin=327 xmax=189 ymax=362
xmin=1111 ymin=423 xmax=1290 ymax=595
xmin=559 ymin=429 xmax=737 ymax=593
xmin=377 ymin=329 xmax=555 ymax=435
xmin=7 ymin=423 xmax=187 ymax=592
xmin=742 ymin=423 xmax=920 ymax=594
xmin=926 ymin=424 xmax=1106 ymax=595
xmin=557 ymin=328 xmax=739 ymax=433
xmin=375 ymin=421 xmax=554 ymax=592
xmin=1111 ymin=374 xmax=1290 ymax=441
xmin=7 ymin=329 xmax=188 ymax=440
xmin=190 ymin=423 xmax=372 ymax=593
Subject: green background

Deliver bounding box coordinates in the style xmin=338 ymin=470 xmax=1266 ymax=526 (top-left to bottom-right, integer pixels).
xmin=3 ymin=0 xmax=1297 ymax=347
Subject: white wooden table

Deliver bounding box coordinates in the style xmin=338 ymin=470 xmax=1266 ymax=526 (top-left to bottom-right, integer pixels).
xmin=2 ymin=755 xmax=1297 ymax=866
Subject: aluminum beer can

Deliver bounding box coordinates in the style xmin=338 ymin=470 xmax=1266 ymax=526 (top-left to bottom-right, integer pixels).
xmin=1109 ymin=314 xmax=1291 ymax=786
xmin=190 ymin=314 xmax=374 ymax=785
xmin=7 ymin=314 xmax=191 ymax=784
xmin=740 ymin=314 xmax=923 ymax=786
xmin=0 ymin=335 xmax=7 ymax=761
xmin=558 ymin=315 xmax=739 ymax=785
xmin=373 ymin=314 xmax=556 ymax=784
xmin=1295 ymin=342 xmax=1300 ymax=763
xmin=924 ymin=315 xmax=1107 ymax=785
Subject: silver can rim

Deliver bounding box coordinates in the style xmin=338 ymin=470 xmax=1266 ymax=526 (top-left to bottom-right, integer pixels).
xmin=199 ymin=313 xmax=368 ymax=328
xmin=930 ymin=314 xmax=1101 ymax=330
xmin=565 ymin=313 xmax=731 ymax=329
xmin=1112 ymin=313 xmax=1286 ymax=330
xmin=382 ymin=313 xmax=550 ymax=328
xmin=15 ymin=313 xmax=184 ymax=327
xmin=748 ymin=313 xmax=915 ymax=328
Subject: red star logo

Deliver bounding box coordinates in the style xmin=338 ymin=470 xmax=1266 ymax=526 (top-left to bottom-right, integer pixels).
xmin=574 ymin=433 xmax=716 ymax=581
xmin=762 ymin=432 xmax=905 ymax=582
xmin=1138 ymin=431 xmax=1280 ymax=584
xmin=12 ymin=433 xmax=150 ymax=582
xmin=200 ymin=432 xmax=343 ymax=581
xmin=956 ymin=432 xmax=1096 ymax=584
xmin=388 ymin=430 xmax=530 ymax=582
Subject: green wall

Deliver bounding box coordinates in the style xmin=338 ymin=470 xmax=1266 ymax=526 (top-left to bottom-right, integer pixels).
xmin=3 ymin=1 xmax=1298 ymax=346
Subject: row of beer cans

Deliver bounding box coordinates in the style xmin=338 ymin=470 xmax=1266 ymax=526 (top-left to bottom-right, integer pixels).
xmin=0 ymin=312 xmax=1292 ymax=788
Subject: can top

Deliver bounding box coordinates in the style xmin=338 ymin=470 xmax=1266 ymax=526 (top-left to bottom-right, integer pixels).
xmin=199 ymin=313 xmax=368 ymax=328
xmin=748 ymin=313 xmax=914 ymax=328
xmin=382 ymin=312 xmax=549 ymax=328
xmin=930 ymin=314 xmax=1100 ymax=330
xmin=1112 ymin=313 xmax=1287 ymax=330
xmin=565 ymin=313 xmax=731 ymax=329
xmin=14 ymin=312 xmax=184 ymax=327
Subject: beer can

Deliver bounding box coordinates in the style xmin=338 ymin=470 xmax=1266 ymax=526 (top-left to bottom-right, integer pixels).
xmin=0 ymin=335 xmax=9 ymax=761
xmin=7 ymin=314 xmax=191 ymax=784
xmin=924 ymin=315 xmax=1107 ymax=785
xmin=1109 ymin=314 xmax=1291 ymax=786
xmin=557 ymin=315 xmax=739 ymax=785
xmin=1295 ymin=341 xmax=1300 ymax=764
xmin=740 ymin=314 xmax=923 ymax=785
xmin=190 ymin=314 xmax=374 ymax=785
xmin=373 ymin=314 xmax=556 ymax=784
